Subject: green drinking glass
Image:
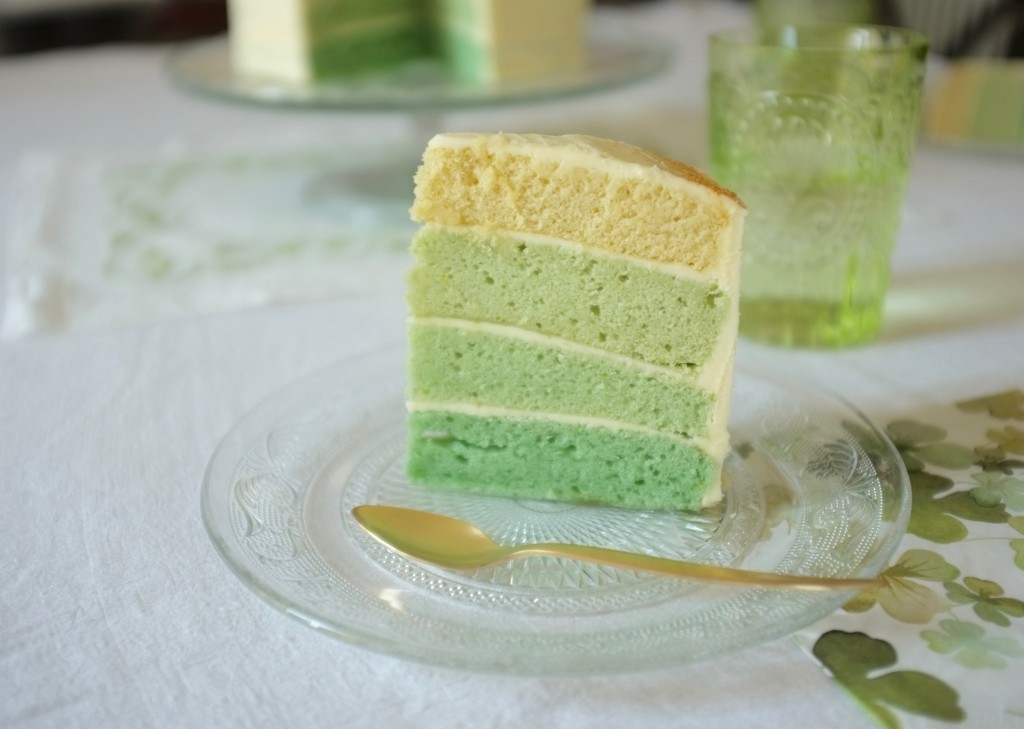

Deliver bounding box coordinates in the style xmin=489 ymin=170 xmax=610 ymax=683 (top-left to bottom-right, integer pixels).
xmin=709 ymin=25 xmax=928 ymax=347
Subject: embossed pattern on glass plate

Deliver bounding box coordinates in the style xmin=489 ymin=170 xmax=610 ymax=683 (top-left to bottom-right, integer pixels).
xmin=201 ymin=345 xmax=910 ymax=675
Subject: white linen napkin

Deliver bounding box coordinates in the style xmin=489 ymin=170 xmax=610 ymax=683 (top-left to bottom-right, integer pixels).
xmin=1 ymin=134 xmax=417 ymax=339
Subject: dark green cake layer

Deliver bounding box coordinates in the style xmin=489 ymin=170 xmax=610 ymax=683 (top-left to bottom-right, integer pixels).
xmin=306 ymin=1 xmax=430 ymax=79
xmin=408 ymin=409 xmax=716 ymax=511
xmin=310 ymin=27 xmax=428 ymax=79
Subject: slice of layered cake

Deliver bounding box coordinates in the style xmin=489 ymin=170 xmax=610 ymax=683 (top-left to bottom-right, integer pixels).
xmin=406 ymin=133 xmax=745 ymax=511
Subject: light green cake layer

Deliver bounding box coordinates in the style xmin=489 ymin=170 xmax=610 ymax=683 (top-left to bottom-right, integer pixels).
xmin=407 ymin=225 xmax=729 ymax=371
xmin=408 ymin=409 xmax=716 ymax=511
xmin=409 ymin=320 xmax=714 ymax=438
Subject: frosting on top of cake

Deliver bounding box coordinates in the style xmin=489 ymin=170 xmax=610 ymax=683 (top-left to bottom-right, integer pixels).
xmin=413 ymin=131 xmax=746 ymax=275
xmin=428 ymin=132 xmax=745 ymax=208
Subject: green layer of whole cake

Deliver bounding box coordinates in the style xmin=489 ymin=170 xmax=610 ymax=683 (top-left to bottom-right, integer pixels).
xmin=308 ymin=0 xmax=429 ymax=78
xmin=310 ymin=25 xmax=428 ymax=79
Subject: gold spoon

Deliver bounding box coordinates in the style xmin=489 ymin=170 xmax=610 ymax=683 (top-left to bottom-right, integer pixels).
xmin=351 ymin=505 xmax=883 ymax=592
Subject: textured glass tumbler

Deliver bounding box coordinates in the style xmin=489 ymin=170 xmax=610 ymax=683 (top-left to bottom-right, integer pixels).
xmin=709 ymin=26 xmax=928 ymax=347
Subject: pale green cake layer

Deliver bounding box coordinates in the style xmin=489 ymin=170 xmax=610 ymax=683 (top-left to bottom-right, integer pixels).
xmin=409 ymin=320 xmax=714 ymax=438
xmin=408 ymin=409 xmax=715 ymax=511
xmin=407 ymin=225 xmax=729 ymax=371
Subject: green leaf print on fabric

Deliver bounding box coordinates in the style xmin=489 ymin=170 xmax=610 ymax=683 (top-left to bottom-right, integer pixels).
xmin=945 ymin=578 xmax=1024 ymax=627
xmin=844 ymin=549 xmax=959 ymax=623
xmin=958 ymin=391 xmax=1024 ymax=420
xmin=974 ymin=423 xmax=1024 ymax=473
xmin=973 ymin=444 xmax=1024 ymax=475
xmin=808 ymin=399 xmax=1024 ymax=728
xmin=1011 ymin=519 xmax=1024 ymax=569
xmin=922 ymin=619 xmax=1024 ymax=669
xmin=988 ymin=425 xmax=1024 ymax=454
xmin=969 ymin=472 xmax=1024 ymax=510
xmin=909 ymin=471 xmax=1010 ymax=543
xmin=1012 ymin=540 xmax=1024 ymax=570
xmin=887 ymin=421 xmax=977 ymax=472
xmin=813 ymin=631 xmax=965 ymax=728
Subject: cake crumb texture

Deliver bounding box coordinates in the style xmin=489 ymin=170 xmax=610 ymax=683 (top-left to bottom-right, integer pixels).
xmin=411 ymin=133 xmax=743 ymax=275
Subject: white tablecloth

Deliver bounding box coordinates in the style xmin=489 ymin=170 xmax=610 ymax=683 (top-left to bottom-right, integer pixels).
xmin=3 ymin=2 xmax=1024 ymax=728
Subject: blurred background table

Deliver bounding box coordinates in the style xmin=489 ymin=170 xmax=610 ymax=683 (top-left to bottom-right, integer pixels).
xmin=2 ymin=1 xmax=1023 ymax=728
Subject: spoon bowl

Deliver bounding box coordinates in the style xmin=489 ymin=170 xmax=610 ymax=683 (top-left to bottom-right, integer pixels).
xmin=352 ymin=505 xmax=883 ymax=591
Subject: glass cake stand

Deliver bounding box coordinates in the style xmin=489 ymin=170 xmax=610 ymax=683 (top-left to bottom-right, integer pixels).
xmin=166 ymin=23 xmax=672 ymax=112
xmin=165 ymin=22 xmax=673 ymax=229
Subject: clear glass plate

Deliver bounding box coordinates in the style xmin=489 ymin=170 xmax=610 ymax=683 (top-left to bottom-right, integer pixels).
xmin=166 ymin=22 xmax=672 ymax=112
xmin=201 ymin=345 xmax=909 ymax=675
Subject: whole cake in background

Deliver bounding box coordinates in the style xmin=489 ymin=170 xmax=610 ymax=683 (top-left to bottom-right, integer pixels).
xmin=406 ymin=132 xmax=746 ymax=511
xmin=227 ymin=0 xmax=590 ymax=85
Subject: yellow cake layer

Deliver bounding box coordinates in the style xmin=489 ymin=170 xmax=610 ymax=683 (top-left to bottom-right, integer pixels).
xmin=411 ymin=132 xmax=745 ymax=277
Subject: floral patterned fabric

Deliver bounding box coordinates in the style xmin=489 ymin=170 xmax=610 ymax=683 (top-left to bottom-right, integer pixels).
xmin=797 ymin=391 xmax=1024 ymax=728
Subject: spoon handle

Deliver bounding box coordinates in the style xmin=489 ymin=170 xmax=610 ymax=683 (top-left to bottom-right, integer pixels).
xmin=515 ymin=543 xmax=882 ymax=592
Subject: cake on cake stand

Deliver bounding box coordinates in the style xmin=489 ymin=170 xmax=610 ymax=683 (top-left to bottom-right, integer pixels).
xmin=165 ymin=24 xmax=672 ymax=233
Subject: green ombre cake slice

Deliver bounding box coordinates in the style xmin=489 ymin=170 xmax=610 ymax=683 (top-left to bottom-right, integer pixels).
xmin=406 ymin=132 xmax=745 ymax=511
